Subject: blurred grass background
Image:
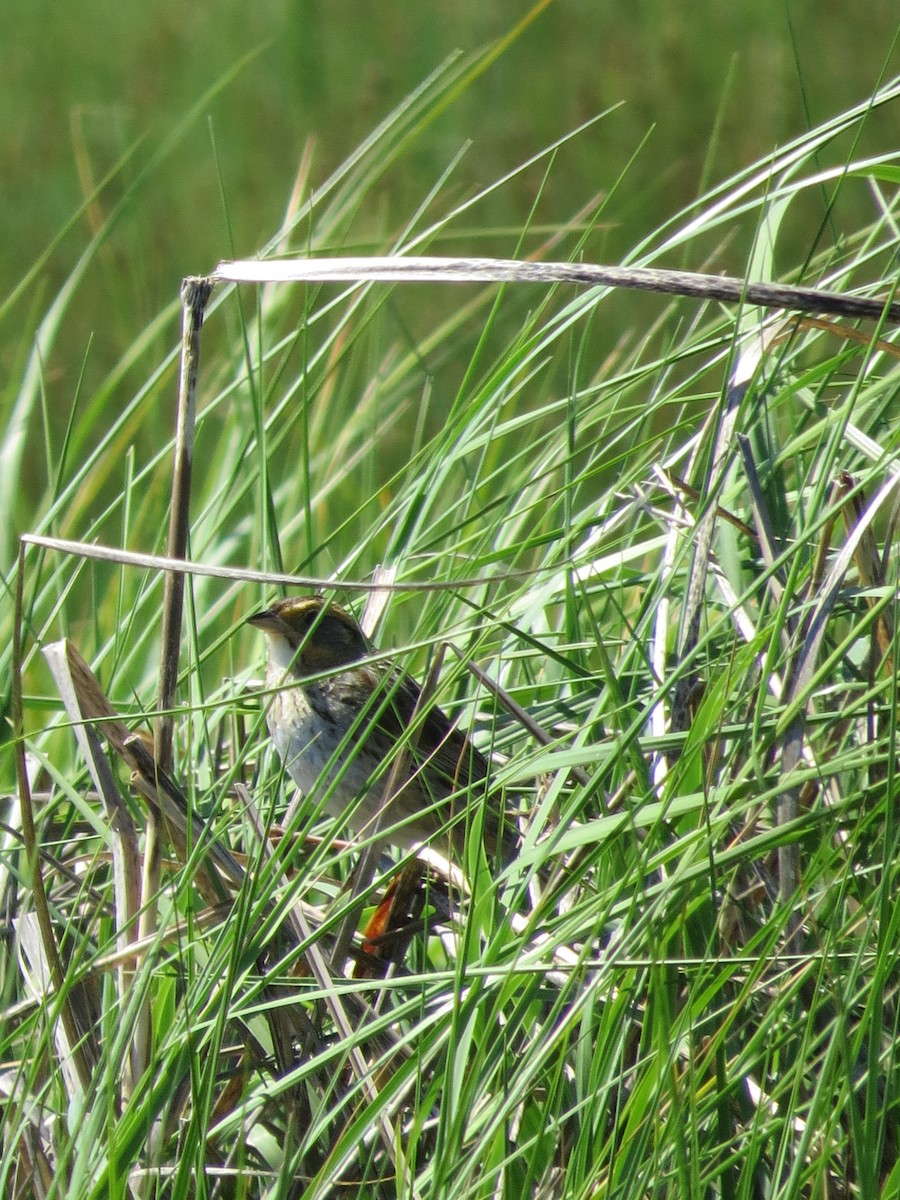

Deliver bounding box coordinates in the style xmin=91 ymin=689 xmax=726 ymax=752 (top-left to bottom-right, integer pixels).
xmin=4 ymin=0 xmax=900 ymax=386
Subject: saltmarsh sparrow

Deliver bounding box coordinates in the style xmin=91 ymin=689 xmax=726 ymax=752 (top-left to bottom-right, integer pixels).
xmin=249 ymin=596 xmax=516 ymax=864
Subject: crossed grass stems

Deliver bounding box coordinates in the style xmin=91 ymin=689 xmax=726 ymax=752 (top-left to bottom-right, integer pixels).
xmin=11 ymin=245 xmax=900 ymax=1194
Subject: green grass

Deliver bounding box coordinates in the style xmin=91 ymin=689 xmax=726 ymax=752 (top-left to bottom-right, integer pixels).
xmin=4 ymin=1 xmax=899 ymax=409
xmin=5 ymin=31 xmax=900 ymax=1200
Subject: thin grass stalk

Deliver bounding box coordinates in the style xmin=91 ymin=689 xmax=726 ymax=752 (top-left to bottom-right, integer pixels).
xmin=12 ymin=544 xmax=93 ymax=1107
xmin=215 ymin=254 xmax=900 ymax=324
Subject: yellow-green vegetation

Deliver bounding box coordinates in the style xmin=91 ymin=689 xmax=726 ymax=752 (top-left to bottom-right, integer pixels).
xmin=4 ymin=9 xmax=900 ymax=1198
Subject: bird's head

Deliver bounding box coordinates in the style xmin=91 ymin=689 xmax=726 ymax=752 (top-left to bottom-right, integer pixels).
xmin=247 ymin=595 xmax=368 ymax=675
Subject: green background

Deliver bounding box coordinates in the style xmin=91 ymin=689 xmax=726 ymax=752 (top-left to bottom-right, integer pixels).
xmin=5 ymin=1 xmax=900 ymax=367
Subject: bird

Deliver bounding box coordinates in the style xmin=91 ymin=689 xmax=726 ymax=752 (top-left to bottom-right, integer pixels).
xmin=248 ymin=595 xmax=517 ymax=864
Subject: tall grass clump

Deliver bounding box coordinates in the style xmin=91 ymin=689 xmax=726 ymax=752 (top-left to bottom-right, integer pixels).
xmin=4 ymin=49 xmax=900 ymax=1200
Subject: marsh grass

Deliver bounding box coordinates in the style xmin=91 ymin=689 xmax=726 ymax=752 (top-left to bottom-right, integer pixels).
xmin=5 ymin=51 xmax=900 ymax=1200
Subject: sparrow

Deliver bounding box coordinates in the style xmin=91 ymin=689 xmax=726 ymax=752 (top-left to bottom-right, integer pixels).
xmin=248 ymin=596 xmax=516 ymax=864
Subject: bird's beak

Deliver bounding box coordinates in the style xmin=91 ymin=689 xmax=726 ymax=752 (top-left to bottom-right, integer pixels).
xmin=247 ymin=609 xmax=279 ymax=633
